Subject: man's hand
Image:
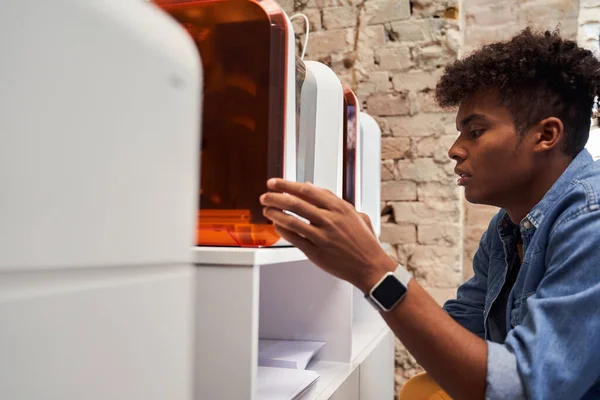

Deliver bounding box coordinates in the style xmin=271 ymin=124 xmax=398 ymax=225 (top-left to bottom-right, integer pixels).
xmin=358 ymin=212 xmax=377 ymax=237
xmin=260 ymin=178 xmax=396 ymax=293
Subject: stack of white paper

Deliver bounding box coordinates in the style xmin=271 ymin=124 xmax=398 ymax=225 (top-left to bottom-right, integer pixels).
xmin=257 ymin=366 xmax=319 ymax=400
xmin=258 ymin=340 xmax=326 ymax=370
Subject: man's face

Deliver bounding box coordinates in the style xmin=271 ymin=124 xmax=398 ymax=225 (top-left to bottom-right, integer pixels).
xmin=449 ymin=90 xmax=536 ymax=207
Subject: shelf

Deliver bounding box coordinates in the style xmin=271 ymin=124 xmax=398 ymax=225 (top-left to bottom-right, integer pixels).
xmin=301 ymin=360 xmax=355 ymax=400
xmin=260 ymin=323 xmax=392 ymax=400
xmin=351 ymin=318 xmax=390 ymax=364
xmin=191 ymin=246 xmax=308 ymax=266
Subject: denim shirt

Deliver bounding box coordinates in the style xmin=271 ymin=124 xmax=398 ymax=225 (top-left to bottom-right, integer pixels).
xmin=444 ymin=149 xmax=600 ymax=399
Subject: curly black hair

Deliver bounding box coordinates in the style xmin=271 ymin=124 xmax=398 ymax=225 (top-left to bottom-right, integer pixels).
xmin=435 ymin=28 xmax=600 ymax=156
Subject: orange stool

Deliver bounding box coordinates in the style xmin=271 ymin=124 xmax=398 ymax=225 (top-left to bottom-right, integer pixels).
xmin=399 ymin=373 xmax=452 ymax=400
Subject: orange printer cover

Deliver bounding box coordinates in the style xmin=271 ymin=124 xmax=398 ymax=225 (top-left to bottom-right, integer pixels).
xmin=157 ymin=0 xmax=292 ymax=247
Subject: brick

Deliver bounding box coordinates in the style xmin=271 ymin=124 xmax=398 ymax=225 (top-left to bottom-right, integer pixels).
xmin=581 ymin=0 xmax=600 ymax=7
xmin=408 ymin=91 xmax=419 ymax=116
xmin=395 ymin=243 xmax=417 ymax=266
xmin=410 ymin=0 xmax=458 ymax=18
xmin=386 ymin=113 xmax=455 ymax=137
xmin=518 ymin=0 xmax=578 ymax=23
xmin=305 ymin=29 xmax=350 ymax=55
xmin=278 ymin=0 xmax=294 ymax=14
xmin=441 ymin=157 xmax=456 ymax=175
xmin=381 ymin=180 xmax=417 ymax=201
xmin=392 ymin=68 xmax=444 ymax=93
xmin=306 ymin=0 xmax=345 ymax=8
xmin=366 ymin=93 xmax=410 ymax=117
xmin=380 ymin=223 xmax=417 ymax=244
xmin=358 ymin=25 xmax=387 ymax=49
xmin=444 ymin=24 xmax=462 ymax=55
xmin=464 ymin=227 xmax=486 ymax=250
xmin=396 ymin=158 xmax=454 ymax=183
xmin=579 ymin=8 xmax=600 ymax=25
xmin=293 ymin=8 xmax=322 ymax=32
xmin=381 ymin=137 xmax=410 ymax=159
xmin=415 ymin=135 xmax=456 ymax=161
xmin=418 ymin=182 xmax=460 ymax=201
xmin=367 ymin=0 xmax=411 ymax=25
xmin=466 ymin=4 xmax=519 ymax=26
xmin=415 ymin=91 xmax=446 ymax=113
xmin=381 ymin=240 xmax=396 ymax=257
xmin=413 ymin=44 xmax=457 ymax=70
xmin=322 ymin=7 xmax=355 ymax=30
xmin=355 ymin=46 xmax=378 ymax=69
xmin=463 ymin=201 xmax=500 ymax=282
xmin=374 ymin=116 xmax=392 ymax=136
xmin=463 ymin=255 xmax=476 ymax=281
xmin=381 ymin=159 xmax=398 ymax=180
xmin=365 ymin=71 xmax=391 ymax=88
xmin=408 ymin=245 xmax=461 ymax=287
xmin=418 ymin=223 xmax=460 ymax=245
xmin=395 ymin=338 xmax=422 ymax=391
xmin=388 ymin=20 xmax=429 ymax=43
xmin=329 ymin=57 xmax=353 ymax=76
xmin=334 ymin=72 xmax=353 ymax=89
xmin=463 ymin=26 xmax=521 ymax=52
xmin=465 ymin=202 xmax=499 ymax=227
xmin=375 ymin=46 xmax=414 ymax=72
xmin=356 ymin=71 xmax=393 ymax=98
xmin=391 ymin=200 xmax=460 ymax=225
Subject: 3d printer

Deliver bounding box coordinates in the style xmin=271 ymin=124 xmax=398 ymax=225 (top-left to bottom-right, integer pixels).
xmin=158 ymin=0 xmax=297 ymax=247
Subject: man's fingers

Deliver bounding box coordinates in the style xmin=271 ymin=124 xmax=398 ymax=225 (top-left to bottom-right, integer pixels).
xmin=263 ymin=207 xmax=322 ymax=243
xmin=260 ymin=192 xmax=328 ymax=226
xmin=266 ymin=179 xmax=336 ymax=210
xmin=359 ymin=212 xmax=376 ymax=235
xmin=272 ymin=224 xmax=316 ymax=255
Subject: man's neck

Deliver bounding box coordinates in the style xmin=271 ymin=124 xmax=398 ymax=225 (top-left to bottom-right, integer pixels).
xmin=504 ymin=155 xmax=572 ymax=224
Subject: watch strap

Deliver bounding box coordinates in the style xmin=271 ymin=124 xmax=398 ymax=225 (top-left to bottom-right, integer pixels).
xmin=394 ymin=263 xmax=412 ymax=287
xmin=364 ymin=264 xmax=411 ymax=312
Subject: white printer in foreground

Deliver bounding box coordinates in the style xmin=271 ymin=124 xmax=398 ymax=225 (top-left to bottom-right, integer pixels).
xmin=0 ymin=1 xmax=201 ymax=399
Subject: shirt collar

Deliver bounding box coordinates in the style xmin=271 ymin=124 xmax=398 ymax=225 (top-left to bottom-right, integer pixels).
xmin=527 ymin=149 xmax=594 ymax=229
xmin=497 ymin=212 xmax=521 ymax=239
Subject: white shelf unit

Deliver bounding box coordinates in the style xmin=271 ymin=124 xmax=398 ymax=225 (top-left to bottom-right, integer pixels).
xmin=193 ymin=246 xmax=394 ymax=400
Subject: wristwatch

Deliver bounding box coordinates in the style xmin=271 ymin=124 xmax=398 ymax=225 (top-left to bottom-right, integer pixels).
xmin=365 ymin=264 xmax=411 ymax=312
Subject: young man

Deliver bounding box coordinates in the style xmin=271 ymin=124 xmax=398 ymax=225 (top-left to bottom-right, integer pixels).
xmin=260 ymin=29 xmax=600 ymax=399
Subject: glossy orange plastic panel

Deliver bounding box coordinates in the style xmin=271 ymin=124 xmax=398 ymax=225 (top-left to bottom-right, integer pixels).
xmin=342 ymin=84 xmax=359 ymax=206
xmin=157 ymin=0 xmax=290 ymax=247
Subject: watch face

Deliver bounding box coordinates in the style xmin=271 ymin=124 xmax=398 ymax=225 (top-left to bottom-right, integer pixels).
xmin=372 ymin=274 xmax=407 ymax=310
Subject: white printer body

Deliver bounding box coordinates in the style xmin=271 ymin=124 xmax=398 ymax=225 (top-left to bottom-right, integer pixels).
xmin=359 ymin=112 xmax=382 ymax=237
xmin=0 ymin=1 xmax=201 ymax=399
xmin=297 ymin=61 xmax=344 ymax=197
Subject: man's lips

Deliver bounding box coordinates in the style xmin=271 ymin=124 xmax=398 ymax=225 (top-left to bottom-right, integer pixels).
xmin=455 ymin=169 xmax=472 ymax=185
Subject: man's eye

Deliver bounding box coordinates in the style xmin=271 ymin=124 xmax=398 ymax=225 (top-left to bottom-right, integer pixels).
xmin=470 ymin=129 xmax=485 ymax=138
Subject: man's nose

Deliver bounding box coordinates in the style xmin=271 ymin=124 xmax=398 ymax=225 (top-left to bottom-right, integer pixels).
xmin=448 ymin=137 xmax=466 ymax=162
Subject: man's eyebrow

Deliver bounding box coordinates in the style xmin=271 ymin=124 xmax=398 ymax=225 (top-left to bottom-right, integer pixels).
xmin=456 ymin=114 xmax=488 ymax=131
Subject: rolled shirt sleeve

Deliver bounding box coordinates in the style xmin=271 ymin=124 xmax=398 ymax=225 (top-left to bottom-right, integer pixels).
xmin=486 ymin=342 xmax=525 ymax=399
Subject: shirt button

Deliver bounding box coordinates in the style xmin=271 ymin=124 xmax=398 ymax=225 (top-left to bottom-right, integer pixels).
xmin=523 ymin=221 xmax=532 ymax=229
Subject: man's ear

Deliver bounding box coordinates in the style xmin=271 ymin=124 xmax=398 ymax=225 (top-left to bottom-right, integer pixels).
xmin=533 ymin=117 xmax=564 ymax=152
